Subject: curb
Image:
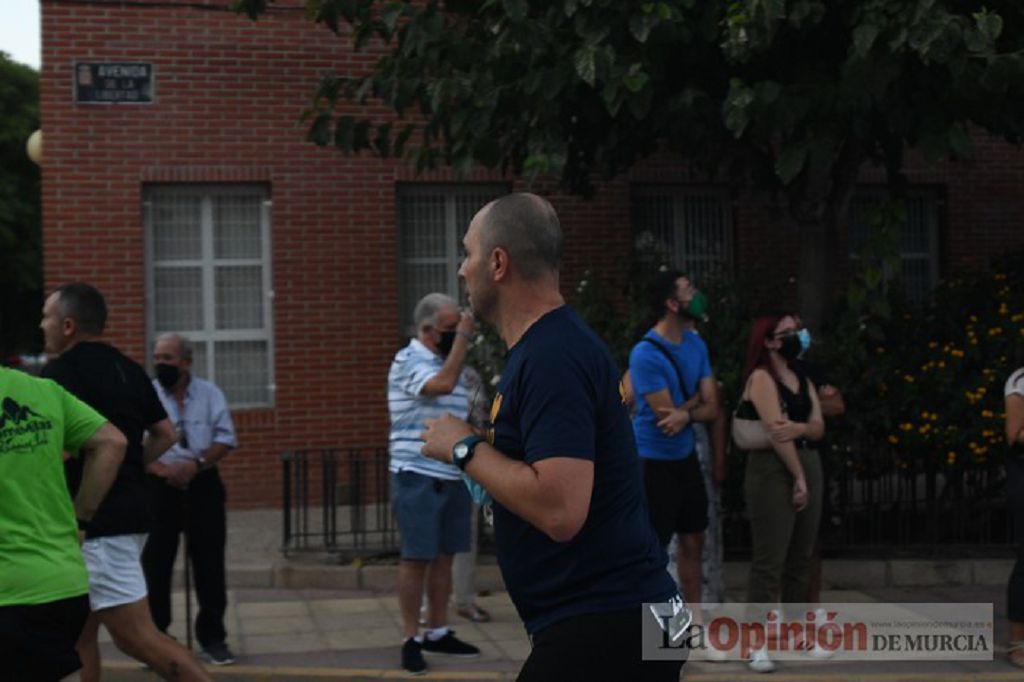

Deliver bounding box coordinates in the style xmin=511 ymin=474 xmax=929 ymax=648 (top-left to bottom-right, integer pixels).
xmin=101 ymin=661 xmax=1024 ymax=682
xmin=215 ymin=559 xmax=1014 ymax=592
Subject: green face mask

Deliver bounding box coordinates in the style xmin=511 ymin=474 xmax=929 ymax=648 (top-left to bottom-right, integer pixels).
xmin=678 ymin=290 xmax=708 ymax=321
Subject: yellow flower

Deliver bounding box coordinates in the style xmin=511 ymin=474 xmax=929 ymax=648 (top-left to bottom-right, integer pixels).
xmin=903 ymin=374 xmax=915 ymax=383
xmin=888 ymin=435 xmax=899 ymax=445
xmin=928 ymin=341 xmax=938 ymax=349
xmin=876 ymin=347 xmax=885 ymax=355
xmin=938 ymin=361 xmax=946 ymax=368
xmin=900 ymin=423 xmax=914 ymax=432
xmin=930 ymin=413 xmax=938 ymax=421
xmin=947 ymin=452 xmax=956 ymax=465
xmin=920 ymin=411 xmax=929 ymax=419
xmin=982 ymin=410 xmax=994 ymax=418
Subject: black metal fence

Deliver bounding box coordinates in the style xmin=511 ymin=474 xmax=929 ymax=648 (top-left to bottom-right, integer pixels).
xmin=721 ymin=448 xmax=1012 ymax=559
xmin=280 ymin=447 xmax=398 ymax=558
xmin=282 ymin=446 xmax=1014 ymax=559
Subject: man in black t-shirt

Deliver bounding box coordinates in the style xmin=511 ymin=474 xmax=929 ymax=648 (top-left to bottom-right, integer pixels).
xmin=421 ymin=194 xmax=685 ymax=681
xmin=41 ymin=283 xmax=213 ymax=682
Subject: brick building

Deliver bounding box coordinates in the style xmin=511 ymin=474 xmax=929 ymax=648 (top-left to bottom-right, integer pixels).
xmin=40 ymin=0 xmax=1024 ymax=507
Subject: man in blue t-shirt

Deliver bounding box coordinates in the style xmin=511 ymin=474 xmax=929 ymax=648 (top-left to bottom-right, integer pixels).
xmin=421 ymin=193 xmax=685 ymax=681
xmin=629 ymin=270 xmax=719 ymax=622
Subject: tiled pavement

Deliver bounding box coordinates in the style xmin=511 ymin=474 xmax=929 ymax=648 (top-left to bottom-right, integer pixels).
xmin=91 ymin=509 xmax=1024 ymax=680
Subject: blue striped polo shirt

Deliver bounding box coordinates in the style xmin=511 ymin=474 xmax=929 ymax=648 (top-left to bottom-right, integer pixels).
xmin=387 ymin=339 xmax=470 ymax=480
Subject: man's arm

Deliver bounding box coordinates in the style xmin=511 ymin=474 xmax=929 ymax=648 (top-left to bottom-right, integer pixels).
xmin=422 ymin=414 xmax=593 ymax=543
xmin=75 ymin=422 xmax=127 ymax=523
xmin=142 ymin=417 xmax=177 ymax=464
xmin=817 ymin=385 xmax=845 ymax=418
xmin=420 ymin=312 xmax=474 ymax=396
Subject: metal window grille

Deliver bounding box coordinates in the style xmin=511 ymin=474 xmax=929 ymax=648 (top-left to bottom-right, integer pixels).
xmin=632 ymin=188 xmax=734 ymax=282
xmin=144 ymin=185 xmax=275 ymax=408
xmin=848 ymin=191 xmax=941 ymax=305
xmin=397 ymin=184 xmax=506 ymax=334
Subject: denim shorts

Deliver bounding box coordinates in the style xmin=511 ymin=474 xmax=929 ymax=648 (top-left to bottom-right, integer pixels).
xmin=391 ymin=471 xmax=471 ymax=560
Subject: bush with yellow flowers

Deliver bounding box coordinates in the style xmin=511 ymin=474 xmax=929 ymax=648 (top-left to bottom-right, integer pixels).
xmin=818 ymin=246 xmax=1024 ymax=476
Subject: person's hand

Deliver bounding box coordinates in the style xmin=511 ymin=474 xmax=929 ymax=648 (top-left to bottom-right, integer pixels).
xmin=146 ymin=460 xmax=172 ymax=478
xmin=655 ymin=406 xmax=690 ymax=436
xmin=77 ymin=529 xmax=86 ymax=546
xmin=819 ymin=384 xmax=838 ymax=398
xmin=769 ymin=419 xmax=805 ymax=443
xmin=422 ymin=413 xmax=475 ymax=464
xmin=456 ymin=311 xmax=475 ymax=338
xmin=166 ymin=460 xmax=199 ymax=490
xmin=792 ymin=477 xmax=808 ymax=511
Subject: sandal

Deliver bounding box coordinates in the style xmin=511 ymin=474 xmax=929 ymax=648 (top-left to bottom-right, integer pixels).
xmin=1009 ymin=641 xmax=1024 ymax=669
xmin=455 ymin=604 xmax=492 ymax=623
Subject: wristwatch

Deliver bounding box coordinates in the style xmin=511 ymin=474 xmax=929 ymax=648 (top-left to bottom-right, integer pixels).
xmin=452 ymin=435 xmax=485 ymax=471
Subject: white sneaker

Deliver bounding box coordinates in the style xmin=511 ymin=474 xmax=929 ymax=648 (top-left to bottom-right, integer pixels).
xmin=748 ymin=646 xmax=776 ymax=673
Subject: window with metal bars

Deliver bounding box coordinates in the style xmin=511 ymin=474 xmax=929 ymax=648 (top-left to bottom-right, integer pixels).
xmin=396 ymin=184 xmax=506 ymax=335
xmin=847 ymin=190 xmax=942 ymax=305
xmin=144 ymin=185 xmax=274 ymax=408
xmin=631 ymin=187 xmax=734 ymax=283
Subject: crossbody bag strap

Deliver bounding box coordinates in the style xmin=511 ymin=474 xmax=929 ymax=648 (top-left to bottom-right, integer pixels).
xmin=641 ymin=337 xmax=691 ymax=404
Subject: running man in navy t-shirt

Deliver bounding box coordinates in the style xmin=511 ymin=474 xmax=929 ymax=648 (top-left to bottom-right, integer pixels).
xmin=421 ymin=193 xmax=685 ymax=681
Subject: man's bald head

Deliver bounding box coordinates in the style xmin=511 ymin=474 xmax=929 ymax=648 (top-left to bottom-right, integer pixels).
xmin=477 ymin=193 xmax=562 ymax=281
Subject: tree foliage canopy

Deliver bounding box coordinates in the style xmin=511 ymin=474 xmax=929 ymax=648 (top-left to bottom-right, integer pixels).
xmin=236 ymin=0 xmax=1024 ymax=199
xmin=0 ymin=53 xmax=41 ymax=355
xmin=235 ymin=0 xmax=1024 ymax=321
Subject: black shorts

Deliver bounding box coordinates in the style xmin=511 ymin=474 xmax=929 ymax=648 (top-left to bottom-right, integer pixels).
xmin=0 ymin=594 xmax=90 ymax=681
xmin=517 ymin=608 xmax=684 ymax=682
xmin=643 ymin=455 xmax=709 ymax=545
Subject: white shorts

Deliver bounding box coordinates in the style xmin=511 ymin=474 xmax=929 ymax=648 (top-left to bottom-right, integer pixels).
xmin=81 ymin=534 xmax=149 ymax=611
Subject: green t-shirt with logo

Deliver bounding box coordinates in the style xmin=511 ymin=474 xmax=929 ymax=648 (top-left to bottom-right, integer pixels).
xmin=0 ymin=367 xmax=107 ymax=606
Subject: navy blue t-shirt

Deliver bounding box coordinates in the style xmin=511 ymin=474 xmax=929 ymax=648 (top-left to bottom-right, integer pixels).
xmin=487 ymin=306 xmax=677 ymax=634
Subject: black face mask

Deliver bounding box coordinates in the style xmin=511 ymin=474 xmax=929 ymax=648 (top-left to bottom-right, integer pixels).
xmin=778 ymin=334 xmax=802 ymax=362
xmin=155 ymin=363 xmax=181 ymax=389
xmin=437 ymin=330 xmax=457 ymax=357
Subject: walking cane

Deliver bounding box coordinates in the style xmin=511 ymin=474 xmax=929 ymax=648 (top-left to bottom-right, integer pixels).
xmin=183 ymin=492 xmax=194 ymax=652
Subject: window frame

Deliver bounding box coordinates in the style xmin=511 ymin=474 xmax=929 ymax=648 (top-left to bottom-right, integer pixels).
xmin=396 ymin=183 xmax=508 ymax=336
xmin=631 ymin=184 xmax=735 ymax=282
xmin=847 ymin=187 xmax=943 ymax=305
xmin=143 ymin=184 xmax=275 ymax=409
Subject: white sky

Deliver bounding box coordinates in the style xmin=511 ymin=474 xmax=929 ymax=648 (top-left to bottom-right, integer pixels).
xmin=0 ymin=0 xmax=40 ymax=69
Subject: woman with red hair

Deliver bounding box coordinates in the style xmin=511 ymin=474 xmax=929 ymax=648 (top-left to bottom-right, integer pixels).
xmin=737 ymin=313 xmax=825 ymax=672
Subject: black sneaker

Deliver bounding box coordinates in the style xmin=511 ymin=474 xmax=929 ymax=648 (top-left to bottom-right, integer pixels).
xmin=401 ymin=638 xmax=427 ymax=675
xmin=201 ymin=642 xmax=236 ymax=666
xmin=422 ymin=631 xmax=480 ymax=657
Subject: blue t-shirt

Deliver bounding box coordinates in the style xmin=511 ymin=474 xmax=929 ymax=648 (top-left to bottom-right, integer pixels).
xmin=629 ymin=329 xmax=712 ymax=460
xmin=487 ymin=306 xmax=676 ymax=634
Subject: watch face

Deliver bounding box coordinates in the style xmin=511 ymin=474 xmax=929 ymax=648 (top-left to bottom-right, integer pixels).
xmin=454 ymin=443 xmax=468 ymax=460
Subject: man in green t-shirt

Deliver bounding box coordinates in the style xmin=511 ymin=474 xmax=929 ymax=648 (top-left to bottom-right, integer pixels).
xmin=0 ymin=364 xmax=126 ymax=680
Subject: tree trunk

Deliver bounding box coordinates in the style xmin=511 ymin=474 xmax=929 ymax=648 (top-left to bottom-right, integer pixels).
xmin=797 ymin=217 xmax=832 ymax=331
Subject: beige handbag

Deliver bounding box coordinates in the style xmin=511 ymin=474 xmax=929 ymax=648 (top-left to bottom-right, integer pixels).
xmin=731 ymin=379 xmax=786 ymax=451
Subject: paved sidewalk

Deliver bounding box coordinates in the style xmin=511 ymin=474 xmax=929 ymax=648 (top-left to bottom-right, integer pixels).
xmin=91 ymin=509 xmax=1021 ymax=681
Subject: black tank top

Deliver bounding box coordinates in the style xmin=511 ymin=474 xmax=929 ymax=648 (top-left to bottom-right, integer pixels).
xmin=776 ymin=370 xmax=812 ymax=423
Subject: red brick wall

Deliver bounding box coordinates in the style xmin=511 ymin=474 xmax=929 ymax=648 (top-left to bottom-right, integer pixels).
xmin=40 ymin=1 xmax=1024 ymax=507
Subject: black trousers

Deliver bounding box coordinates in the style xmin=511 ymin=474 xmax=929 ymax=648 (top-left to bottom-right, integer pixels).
xmin=517 ymin=608 xmax=684 ymax=682
xmin=0 ymin=594 xmax=90 ymax=681
xmin=1009 ymin=455 xmax=1024 ymax=623
xmin=141 ymin=468 xmax=228 ymax=648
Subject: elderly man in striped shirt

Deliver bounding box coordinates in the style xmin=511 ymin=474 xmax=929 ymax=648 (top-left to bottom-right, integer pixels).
xmin=387 ymin=292 xmax=481 ymax=675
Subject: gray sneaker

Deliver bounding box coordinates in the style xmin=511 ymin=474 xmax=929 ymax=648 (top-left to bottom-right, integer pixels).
xmin=201 ymin=642 xmax=236 ymax=665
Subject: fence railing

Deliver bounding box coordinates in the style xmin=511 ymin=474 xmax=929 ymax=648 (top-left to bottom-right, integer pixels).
xmin=280 ymin=447 xmax=397 ymax=558
xmin=282 ymin=447 xmax=1014 ymax=559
